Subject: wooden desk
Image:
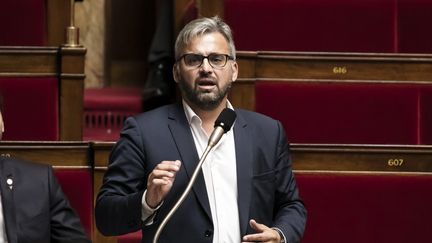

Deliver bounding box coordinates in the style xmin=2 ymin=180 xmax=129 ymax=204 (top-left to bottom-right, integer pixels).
xmin=91 ymin=142 xmax=432 ymax=243
xmin=92 ymin=142 xmax=117 ymax=243
xmin=0 ymin=46 xmax=86 ymax=140
xmin=230 ymin=51 xmax=432 ymax=111
xmin=291 ymin=144 xmax=432 ymax=172
xmin=92 ymin=142 xmax=432 ymax=173
xmin=0 ymin=141 xmax=90 ymax=168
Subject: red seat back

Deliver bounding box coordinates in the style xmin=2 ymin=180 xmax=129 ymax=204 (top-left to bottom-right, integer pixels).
xmin=255 ymin=81 xmax=423 ymax=144
xmin=0 ymin=0 xmax=46 ymax=45
xmin=296 ymin=172 xmax=432 ymax=242
xmin=398 ymin=0 xmax=432 ymax=53
xmin=0 ymin=77 xmax=59 ymax=140
xmin=225 ymin=0 xmax=396 ymax=52
xmin=54 ymin=169 xmax=93 ymax=238
xmin=420 ymin=87 xmax=432 ymax=144
xmin=83 ymin=88 xmax=142 ymax=141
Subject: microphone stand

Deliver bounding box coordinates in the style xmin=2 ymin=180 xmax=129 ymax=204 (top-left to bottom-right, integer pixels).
xmin=152 ymin=126 xmax=225 ymax=243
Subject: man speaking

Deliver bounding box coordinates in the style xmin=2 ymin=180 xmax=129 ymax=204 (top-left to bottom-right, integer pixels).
xmin=95 ymin=16 xmax=307 ymax=243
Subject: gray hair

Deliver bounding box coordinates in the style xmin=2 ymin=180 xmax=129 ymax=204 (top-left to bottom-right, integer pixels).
xmin=174 ymin=16 xmax=236 ymax=60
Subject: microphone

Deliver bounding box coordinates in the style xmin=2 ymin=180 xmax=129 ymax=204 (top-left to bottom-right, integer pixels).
xmin=153 ymin=108 xmax=236 ymax=243
xmin=208 ymin=108 xmax=237 ymax=148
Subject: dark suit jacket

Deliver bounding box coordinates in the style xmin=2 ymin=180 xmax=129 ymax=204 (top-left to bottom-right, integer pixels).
xmin=0 ymin=157 xmax=91 ymax=243
xmin=96 ymin=103 xmax=307 ymax=243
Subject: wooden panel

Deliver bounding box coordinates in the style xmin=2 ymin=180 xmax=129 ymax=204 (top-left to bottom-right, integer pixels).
xmin=236 ymin=51 xmax=257 ymax=79
xmin=0 ymin=47 xmax=58 ymax=75
xmin=92 ymin=142 xmax=432 ymax=173
xmin=92 ymin=142 xmax=118 ymax=243
xmin=237 ymin=51 xmax=432 ymax=83
xmin=0 ymin=47 xmax=85 ymax=141
xmin=233 ymin=51 xmax=432 ymax=112
xmin=47 ymin=0 xmax=71 ymax=46
xmin=229 ymin=80 xmax=255 ymax=111
xmin=61 ymin=47 xmax=86 ymax=74
xmin=0 ymin=141 xmax=90 ymax=168
xmin=60 ymin=47 xmax=86 ymax=140
xmin=199 ymin=0 xmax=224 ymax=18
xmin=93 ymin=142 xmax=115 ymax=168
xmin=292 ymin=144 xmax=432 ymax=172
xmin=93 ymin=168 xmax=117 ymax=243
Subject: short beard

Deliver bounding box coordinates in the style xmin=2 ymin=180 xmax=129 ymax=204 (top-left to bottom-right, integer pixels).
xmin=178 ymin=79 xmax=232 ymax=111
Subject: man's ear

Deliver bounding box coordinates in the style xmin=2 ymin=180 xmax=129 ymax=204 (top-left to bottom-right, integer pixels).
xmin=173 ymin=63 xmax=180 ymax=83
xmin=231 ymin=61 xmax=238 ymax=82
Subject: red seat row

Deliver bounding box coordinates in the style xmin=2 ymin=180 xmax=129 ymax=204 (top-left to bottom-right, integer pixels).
xmin=55 ymin=169 xmax=93 ymax=239
xmin=117 ymin=172 xmax=432 ymax=243
xmin=0 ymin=77 xmax=59 ymax=140
xmin=296 ymin=171 xmax=432 ymax=243
xmin=225 ymin=0 xmax=432 ymax=53
xmin=0 ymin=0 xmax=46 ymax=46
xmin=256 ymin=81 xmax=432 ymax=145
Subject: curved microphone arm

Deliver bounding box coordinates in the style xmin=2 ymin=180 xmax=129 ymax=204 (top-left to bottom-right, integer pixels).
xmin=152 ymin=127 xmax=224 ymax=243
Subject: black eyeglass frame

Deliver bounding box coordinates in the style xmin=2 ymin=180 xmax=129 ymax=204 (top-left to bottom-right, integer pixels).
xmin=177 ymin=53 xmax=235 ymax=68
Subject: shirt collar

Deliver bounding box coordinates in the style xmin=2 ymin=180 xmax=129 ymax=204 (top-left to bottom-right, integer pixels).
xmin=182 ymin=100 xmax=235 ymax=126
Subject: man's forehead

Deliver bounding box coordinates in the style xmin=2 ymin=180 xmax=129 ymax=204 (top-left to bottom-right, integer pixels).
xmin=183 ymin=32 xmax=230 ymax=53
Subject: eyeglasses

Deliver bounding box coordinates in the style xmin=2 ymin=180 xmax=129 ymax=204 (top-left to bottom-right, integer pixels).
xmin=177 ymin=53 xmax=234 ymax=69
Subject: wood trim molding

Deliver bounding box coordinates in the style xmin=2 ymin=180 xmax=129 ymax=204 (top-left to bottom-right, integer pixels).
xmin=91 ymin=142 xmax=432 ymax=173
xmin=0 ymin=46 xmax=86 ymax=141
xmin=0 ymin=141 xmax=91 ymax=167
xmin=291 ymin=143 xmax=432 ymax=172
xmin=59 ymin=46 xmax=86 ymax=140
xmin=0 ymin=47 xmax=58 ymax=74
xmin=236 ymin=51 xmax=432 ymax=82
xmin=47 ymin=0 xmax=71 ymax=46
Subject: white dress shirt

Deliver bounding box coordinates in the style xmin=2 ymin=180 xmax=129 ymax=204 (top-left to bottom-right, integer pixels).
xmin=0 ymin=193 xmax=8 ymax=243
xmin=183 ymin=101 xmax=240 ymax=243
xmin=141 ymin=101 xmax=241 ymax=242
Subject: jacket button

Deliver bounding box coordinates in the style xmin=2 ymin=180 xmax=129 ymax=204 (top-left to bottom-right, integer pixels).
xmin=204 ymin=230 xmax=213 ymax=237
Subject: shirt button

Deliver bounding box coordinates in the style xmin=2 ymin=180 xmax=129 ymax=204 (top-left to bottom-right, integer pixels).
xmin=204 ymin=229 xmax=213 ymax=237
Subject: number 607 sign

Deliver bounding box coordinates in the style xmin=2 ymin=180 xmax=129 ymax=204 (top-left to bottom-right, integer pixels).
xmin=387 ymin=159 xmax=404 ymax=167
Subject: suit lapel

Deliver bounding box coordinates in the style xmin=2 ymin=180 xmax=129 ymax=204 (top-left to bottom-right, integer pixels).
xmin=167 ymin=104 xmax=212 ymax=221
xmin=0 ymin=157 xmax=18 ymax=243
xmin=233 ymin=111 xmax=254 ymax=236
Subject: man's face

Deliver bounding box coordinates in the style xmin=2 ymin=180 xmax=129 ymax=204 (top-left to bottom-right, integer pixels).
xmin=173 ymin=32 xmax=238 ymax=110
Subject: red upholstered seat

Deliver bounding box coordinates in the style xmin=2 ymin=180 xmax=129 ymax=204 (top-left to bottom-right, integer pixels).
xmin=296 ymin=172 xmax=432 ymax=243
xmin=420 ymin=87 xmax=432 ymax=144
xmin=398 ymin=0 xmax=432 ymax=53
xmin=117 ymin=172 xmax=432 ymax=243
xmin=225 ymin=0 xmax=396 ymax=52
xmin=0 ymin=0 xmax=46 ymax=45
xmin=0 ymin=77 xmax=59 ymax=140
xmin=83 ymin=88 xmax=142 ymax=141
xmin=54 ymin=169 xmax=93 ymax=238
xmin=255 ymin=81 xmax=423 ymax=144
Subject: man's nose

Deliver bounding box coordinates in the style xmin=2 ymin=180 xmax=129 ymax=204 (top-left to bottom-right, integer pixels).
xmin=199 ymin=58 xmax=213 ymax=72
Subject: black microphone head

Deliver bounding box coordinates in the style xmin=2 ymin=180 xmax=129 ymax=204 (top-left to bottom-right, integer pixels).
xmin=214 ymin=108 xmax=237 ymax=133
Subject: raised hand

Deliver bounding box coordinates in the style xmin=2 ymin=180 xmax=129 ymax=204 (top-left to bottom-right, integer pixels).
xmin=145 ymin=160 xmax=181 ymax=208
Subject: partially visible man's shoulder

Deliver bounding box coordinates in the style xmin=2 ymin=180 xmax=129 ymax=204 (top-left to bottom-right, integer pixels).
xmin=133 ymin=103 xmax=178 ymax=123
xmin=2 ymin=157 xmax=49 ymax=170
